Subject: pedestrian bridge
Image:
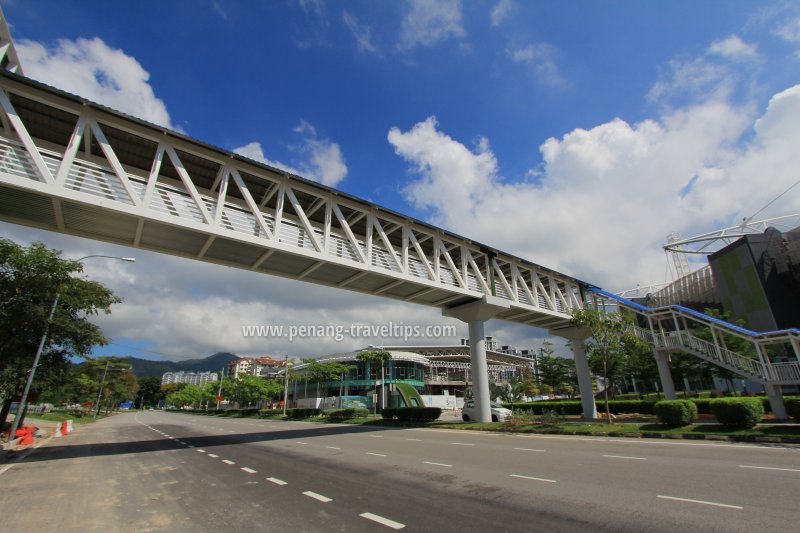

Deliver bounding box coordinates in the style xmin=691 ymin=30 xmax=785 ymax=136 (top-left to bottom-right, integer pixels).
xmin=0 ymin=19 xmax=797 ymax=422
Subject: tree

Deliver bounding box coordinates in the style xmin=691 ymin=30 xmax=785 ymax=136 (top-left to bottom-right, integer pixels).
xmin=137 ymin=376 xmax=164 ymax=409
xmin=221 ymin=375 xmax=282 ymax=408
xmin=0 ymin=239 xmax=121 ymax=428
xmin=571 ymin=308 xmax=647 ymax=423
xmin=356 ymin=350 xmax=392 ymax=410
xmin=302 ymin=359 xmax=356 ymax=400
xmin=537 ymin=355 xmax=575 ymax=398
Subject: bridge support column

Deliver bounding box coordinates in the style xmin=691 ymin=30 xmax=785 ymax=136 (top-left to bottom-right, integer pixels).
xmin=552 ymin=327 xmax=597 ymax=419
xmin=443 ymin=296 xmax=510 ymax=423
xmin=765 ymin=384 xmax=788 ymax=419
xmin=655 ymin=350 xmax=677 ymax=400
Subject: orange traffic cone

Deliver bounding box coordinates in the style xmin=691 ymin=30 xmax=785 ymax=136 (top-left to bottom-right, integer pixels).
xmin=18 ymin=427 xmax=34 ymax=445
xmin=61 ymin=420 xmax=69 ymax=435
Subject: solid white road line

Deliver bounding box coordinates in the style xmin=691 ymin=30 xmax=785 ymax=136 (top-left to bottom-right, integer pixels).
xmin=423 ymin=461 xmax=452 ymax=467
xmin=656 ymin=495 xmax=742 ymax=509
xmin=241 ymin=467 xmax=257 ymax=474
xmin=510 ymin=474 xmax=557 ymax=483
xmin=739 ymin=465 xmax=800 ymax=472
xmin=222 ymin=459 xmax=235 ymax=465
xmin=360 ymin=512 xmax=406 ymax=530
xmin=366 ymin=452 xmax=387 ymax=457
xmin=208 ymin=454 xmax=219 ymax=458
xmin=325 ymin=446 xmax=341 ymax=450
xmin=303 ymin=491 xmax=332 ymax=503
xmin=513 ymin=448 xmax=546 ymax=452
xmin=602 ymin=454 xmax=647 ymax=460
xmin=267 ymin=477 xmax=288 ymax=486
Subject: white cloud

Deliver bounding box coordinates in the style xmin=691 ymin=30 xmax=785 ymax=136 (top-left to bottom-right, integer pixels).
xmin=16 ymin=37 xmax=173 ymax=129
xmin=647 ymin=56 xmax=731 ymax=103
xmin=491 ymin=0 xmax=513 ymax=27
xmin=508 ymin=43 xmax=564 ymax=87
xmin=343 ymin=11 xmax=381 ymax=56
xmin=235 ymin=121 xmax=347 ymax=187
xmin=389 ymin=85 xmax=800 ymax=293
xmin=708 ymin=35 xmax=758 ymax=61
xmin=234 ymin=142 xmax=303 ymax=176
xmin=398 ymin=0 xmax=466 ymax=51
xmin=292 ymin=120 xmax=348 ymax=186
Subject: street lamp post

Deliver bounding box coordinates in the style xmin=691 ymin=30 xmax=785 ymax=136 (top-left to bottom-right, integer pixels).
xmin=6 ymin=254 xmax=135 ymax=443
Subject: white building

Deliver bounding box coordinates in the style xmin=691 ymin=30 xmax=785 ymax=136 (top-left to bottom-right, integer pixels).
xmin=161 ymin=371 xmax=219 ymax=386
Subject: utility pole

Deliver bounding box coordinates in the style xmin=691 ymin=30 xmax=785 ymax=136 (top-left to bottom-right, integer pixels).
xmin=93 ymin=359 xmax=111 ymax=419
xmin=216 ymin=367 xmax=224 ymax=409
xmin=282 ymin=355 xmax=290 ymax=416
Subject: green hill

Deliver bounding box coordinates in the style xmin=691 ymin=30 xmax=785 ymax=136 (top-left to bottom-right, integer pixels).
xmin=100 ymin=352 xmax=241 ymax=377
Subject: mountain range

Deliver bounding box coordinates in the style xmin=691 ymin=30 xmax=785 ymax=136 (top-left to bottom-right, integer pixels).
xmin=104 ymin=352 xmax=241 ymax=378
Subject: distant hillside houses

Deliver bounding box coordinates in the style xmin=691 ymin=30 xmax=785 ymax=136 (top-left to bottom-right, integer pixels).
xmin=228 ymin=356 xmax=285 ymax=378
xmin=161 ymin=371 xmax=219 ymax=386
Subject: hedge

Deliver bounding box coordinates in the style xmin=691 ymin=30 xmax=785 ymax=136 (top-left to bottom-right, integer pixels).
xmin=654 ymin=400 xmax=697 ymax=427
xmin=710 ymin=398 xmax=764 ymax=429
xmin=381 ymin=407 xmax=441 ymax=421
xmin=785 ymin=399 xmax=800 ymax=422
xmin=325 ymin=408 xmax=370 ymax=419
xmin=285 ymin=408 xmax=322 ymax=418
xmin=501 ymin=400 xmax=657 ymax=415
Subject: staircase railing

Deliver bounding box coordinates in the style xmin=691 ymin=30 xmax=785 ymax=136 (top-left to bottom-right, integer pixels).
xmin=589 ymin=288 xmax=800 ymax=385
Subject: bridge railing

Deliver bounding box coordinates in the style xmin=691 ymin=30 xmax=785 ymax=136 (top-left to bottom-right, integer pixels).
xmin=592 ymin=288 xmax=800 ymax=385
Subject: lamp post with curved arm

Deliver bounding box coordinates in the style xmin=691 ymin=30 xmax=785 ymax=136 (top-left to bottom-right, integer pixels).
xmin=6 ymin=254 xmax=135 ymax=443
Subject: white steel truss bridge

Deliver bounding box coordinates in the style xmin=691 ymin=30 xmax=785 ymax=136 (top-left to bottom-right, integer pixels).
xmin=0 ymin=71 xmax=587 ymax=332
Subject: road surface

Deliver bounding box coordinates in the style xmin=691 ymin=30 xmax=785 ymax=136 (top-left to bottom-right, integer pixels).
xmin=1 ymin=411 xmax=799 ymax=531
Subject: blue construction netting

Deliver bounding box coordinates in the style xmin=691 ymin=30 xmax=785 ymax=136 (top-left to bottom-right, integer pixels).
xmin=588 ymin=287 xmax=800 ymax=338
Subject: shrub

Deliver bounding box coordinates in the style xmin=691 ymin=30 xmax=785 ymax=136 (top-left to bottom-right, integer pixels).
xmin=654 ymin=400 xmax=697 ymax=427
xmin=786 ymin=399 xmax=800 ymax=422
xmin=285 ymin=408 xmax=321 ymax=418
xmin=710 ymin=398 xmax=764 ymax=429
xmin=381 ymin=407 xmax=441 ymax=421
xmin=501 ymin=400 xmax=656 ymax=416
xmin=325 ymin=408 xmax=370 ymax=420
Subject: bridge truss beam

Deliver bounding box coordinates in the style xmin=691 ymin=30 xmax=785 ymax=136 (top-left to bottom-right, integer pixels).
xmin=0 ymin=72 xmax=587 ymax=329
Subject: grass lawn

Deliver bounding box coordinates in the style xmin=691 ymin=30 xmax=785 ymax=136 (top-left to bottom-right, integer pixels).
xmin=25 ymin=411 xmax=107 ymax=424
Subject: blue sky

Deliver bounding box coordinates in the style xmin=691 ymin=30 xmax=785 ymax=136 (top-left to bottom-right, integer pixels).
xmin=2 ymin=0 xmax=799 ymax=361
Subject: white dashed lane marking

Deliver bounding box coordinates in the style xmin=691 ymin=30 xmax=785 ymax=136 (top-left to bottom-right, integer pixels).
xmin=423 ymin=461 xmax=452 ymax=468
xmin=739 ymin=465 xmax=800 ymax=473
xmin=241 ymin=467 xmax=257 ymax=474
xmin=510 ymin=474 xmax=557 ymax=483
xmin=360 ymin=512 xmax=406 ymax=530
xmin=267 ymin=477 xmax=287 ymax=486
xmin=657 ymin=495 xmax=742 ymax=509
xmin=303 ymin=491 xmax=332 ymax=503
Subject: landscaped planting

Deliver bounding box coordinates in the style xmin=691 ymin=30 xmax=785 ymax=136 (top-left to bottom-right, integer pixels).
xmin=653 ymin=400 xmax=697 ymax=427
xmin=710 ymin=398 xmax=764 ymax=429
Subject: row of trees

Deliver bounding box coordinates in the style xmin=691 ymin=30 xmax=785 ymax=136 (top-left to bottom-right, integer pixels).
xmin=0 ymin=239 xmax=121 ymax=429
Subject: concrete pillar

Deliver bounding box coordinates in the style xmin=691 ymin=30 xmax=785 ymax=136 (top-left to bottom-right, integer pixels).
xmin=765 ymin=383 xmax=788 ymax=419
xmin=551 ymin=327 xmax=596 ymax=419
xmin=443 ymin=296 xmax=510 ymax=423
xmin=468 ymin=320 xmax=491 ymax=422
xmin=654 ymin=350 xmax=677 ymax=400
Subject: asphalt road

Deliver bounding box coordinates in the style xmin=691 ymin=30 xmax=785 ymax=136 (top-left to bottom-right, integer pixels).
xmin=1 ymin=411 xmax=799 ymax=532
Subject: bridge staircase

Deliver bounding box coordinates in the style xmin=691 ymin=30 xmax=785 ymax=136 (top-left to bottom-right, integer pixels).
xmin=588 ymin=288 xmax=800 ymax=386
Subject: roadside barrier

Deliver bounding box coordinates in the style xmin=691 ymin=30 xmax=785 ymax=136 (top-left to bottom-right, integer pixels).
xmin=61 ymin=420 xmax=69 ymax=435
